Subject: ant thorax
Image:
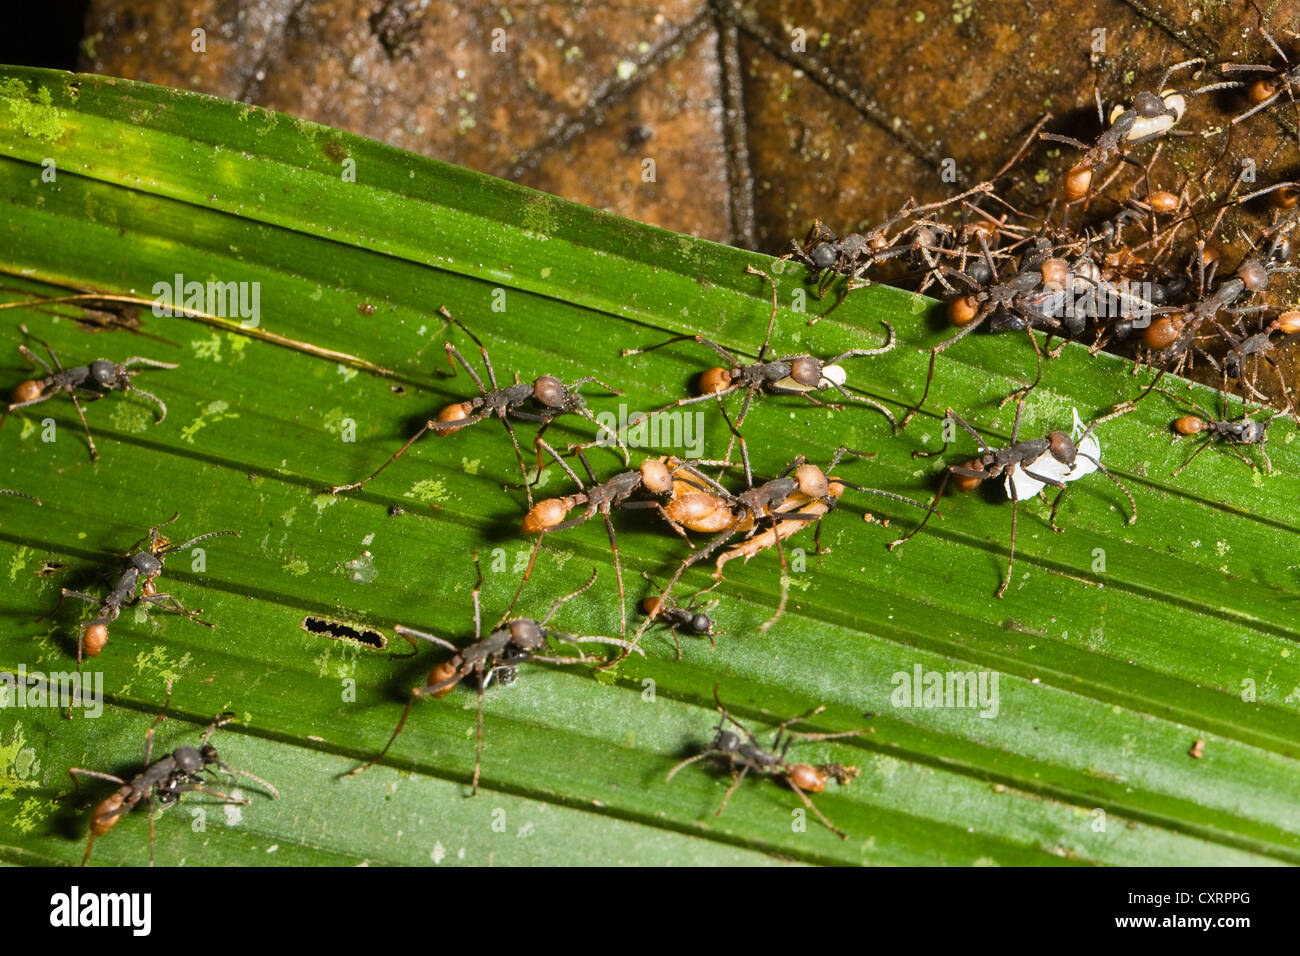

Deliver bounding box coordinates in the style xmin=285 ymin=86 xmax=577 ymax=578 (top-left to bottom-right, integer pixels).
xmin=1007 ymin=409 xmax=1101 ymax=500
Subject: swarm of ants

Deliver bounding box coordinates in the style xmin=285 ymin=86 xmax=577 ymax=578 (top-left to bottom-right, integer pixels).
xmin=9 ymin=7 xmax=1300 ymax=860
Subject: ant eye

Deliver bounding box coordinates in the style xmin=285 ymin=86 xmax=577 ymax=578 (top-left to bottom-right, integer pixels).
xmin=789 ymin=357 xmax=821 ymax=387
xmin=533 ymin=376 xmax=566 ymax=407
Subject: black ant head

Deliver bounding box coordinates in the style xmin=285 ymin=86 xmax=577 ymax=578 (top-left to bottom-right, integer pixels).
xmin=532 ymin=375 xmax=580 ymax=411
xmin=89 ymin=359 xmax=130 ymax=390
xmin=132 ymin=551 xmax=164 ymax=575
xmin=172 ymin=745 xmax=205 ymax=774
xmin=711 ymin=729 xmax=741 ymax=754
xmin=1047 ymin=430 xmax=1077 ymax=464
xmin=809 ymin=242 xmax=837 ymax=270
xmin=689 ymin=613 xmax=713 ymax=634
xmin=1130 ymin=90 xmax=1167 ymax=117
xmin=507 ymin=618 xmax=547 ymax=652
xmin=788 ymin=356 xmax=824 ymax=389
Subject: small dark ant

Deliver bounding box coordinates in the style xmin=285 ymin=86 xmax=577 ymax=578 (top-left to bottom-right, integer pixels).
xmin=5 ymin=324 xmax=177 ymax=460
xmin=67 ymin=688 xmax=279 ymax=866
xmin=621 ymin=266 xmax=897 ymax=474
xmin=1219 ymin=10 xmax=1300 ymax=148
xmin=332 ymin=307 xmax=626 ymax=505
xmin=782 ymin=184 xmax=993 ymax=304
xmin=666 ymin=683 xmax=862 ymax=840
xmin=890 ymin=399 xmax=1136 ymax=598
xmin=1146 ymin=386 xmax=1281 ymax=477
xmin=346 ymin=556 xmax=641 ymax=795
xmin=637 ymin=571 xmax=720 ymax=659
xmin=58 ymin=513 xmax=239 ymax=675
xmin=1042 ymin=59 xmax=1236 ymax=204
xmin=901 ymin=237 xmax=1067 ymax=428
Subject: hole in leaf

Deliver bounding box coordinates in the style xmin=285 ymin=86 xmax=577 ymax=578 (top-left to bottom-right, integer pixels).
xmin=301 ymin=616 xmax=387 ymax=649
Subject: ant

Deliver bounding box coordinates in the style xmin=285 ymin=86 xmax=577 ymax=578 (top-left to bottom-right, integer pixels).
xmin=901 ymin=237 xmax=1068 ymax=428
xmin=5 ymin=324 xmax=177 ymax=460
xmin=332 ymin=307 xmax=626 ymax=506
xmin=1042 ymin=59 xmax=1236 ymax=204
xmin=58 ymin=513 xmax=239 ymax=675
xmin=1219 ymin=10 xmax=1300 ymax=148
xmin=67 ymin=688 xmax=279 ymax=866
xmin=522 ymin=439 xmax=710 ymax=637
xmin=644 ymin=446 xmax=929 ymax=634
xmin=783 ymin=184 xmax=992 ymax=303
xmin=636 ymin=571 xmax=720 ymax=659
xmin=1144 ymin=386 xmax=1281 ymax=477
xmin=621 ymin=266 xmax=897 ymax=472
xmin=346 ymin=556 xmax=641 ymax=795
xmin=890 ymin=399 xmax=1136 ymax=598
xmin=666 ymin=683 xmax=862 ymax=840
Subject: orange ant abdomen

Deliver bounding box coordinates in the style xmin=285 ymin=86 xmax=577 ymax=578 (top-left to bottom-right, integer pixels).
xmin=952 ymin=459 xmax=985 ymax=493
xmin=11 ymin=380 xmax=42 ymax=404
xmin=1249 ymin=78 xmax=1280 ymax=105
xmin=788 ymin=764 xmax=827 ymax=793
xmin=83 ymin=623 xmax=110 ymax=658
xmin=522 ymin=498 xmax=572 ymax=535
xmin=948 ymin=295 xmax=979 ymax=327
xmin=1063 ymin=163 xmax=1093 ymax=202
xmin=698 ymin=367 xmax=732 ymax=394
xmin=90 ymin=792 xmax=126 ymax=836
xmin=434 ymin=401 xmax=473 ymax=435
xmin=427 ymin=660 xmax=459 ymax=699
xmin=1143 ymin=316 xmax=1184 ymax=350
xmin=666 ymin=492 xmax=741 ymax=533
xmin=1174 ymin=416 xmax=1205 ymax=435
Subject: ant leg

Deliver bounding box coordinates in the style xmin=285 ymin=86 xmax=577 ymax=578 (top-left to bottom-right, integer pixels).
xmin=996 ymin=330 xmax=1045 ymax=411
xmin=715 ymin=765 xmax=751 ymax=817
xmin=472 ymin=683 xmax=486 ymax=796
xmin=343 ymin=696 xmax=418 ymax=778
xmin=757 ymin=529 xmax=791 ymax=633
xmin=887 ymin=472 xmax=951 ymax=550
xmin=744 ymin=265 xmax=782 ymax=362
xmin=1170 ymin=436 xmax=1214 ymax=478
xmin=787 ymin=780 xmax=848 ymax=839
xmin=65 ymin=390 xmax=99 ymax=460
xmin=996 ymin=495 xmax=1020 ymax=599
xmin=900 ymin=311 xmax=991 ymax=429
xmin=497 ymin=416 xmax=537 ymax=507
xmin=330 ymin=423 xmax=433 ymax=494
xmin=147 ymin=796 xmax=157 ymax=867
